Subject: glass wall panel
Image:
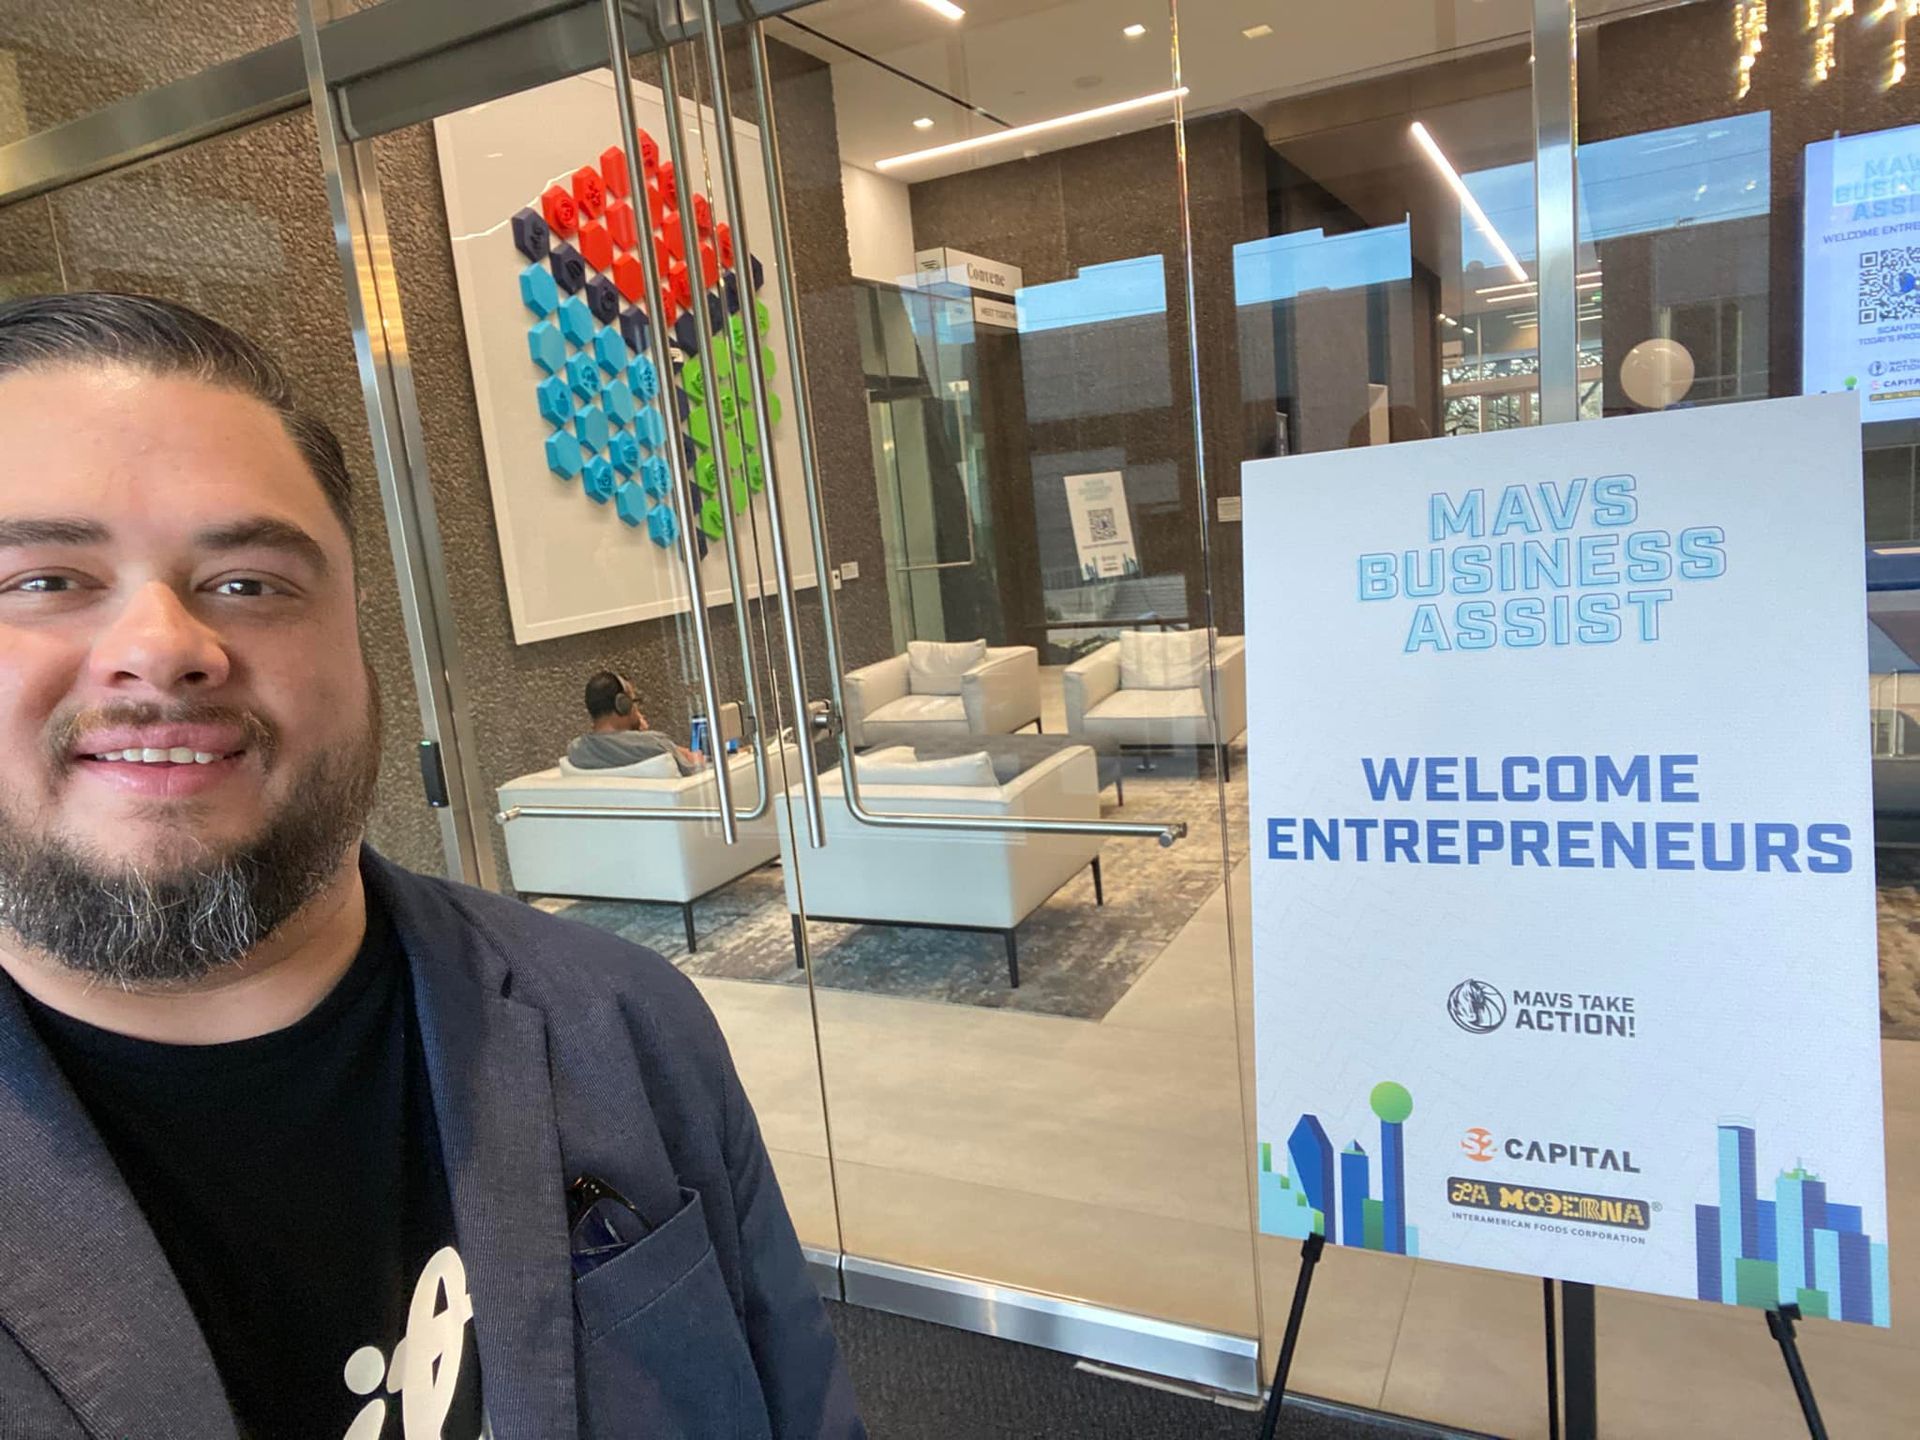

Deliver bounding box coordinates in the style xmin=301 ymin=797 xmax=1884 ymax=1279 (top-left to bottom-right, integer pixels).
xmin=1179 ymin=0 xmax=1556 ymax=1430
xmin=357 ymin=28 xmax=838 ymax=1249
xmin=758 ymin=0 xmax=1257 ymax=1342
xmin=1574 ymin=2 xmax=1920 ymax=1433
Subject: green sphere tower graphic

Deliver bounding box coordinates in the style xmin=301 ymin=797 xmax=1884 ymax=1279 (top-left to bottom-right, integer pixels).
xmin=1370 ymin=1081 xmax=1413 ymax=1253
xmin=1370 ymin=1081 xmax=1413 ymax=1125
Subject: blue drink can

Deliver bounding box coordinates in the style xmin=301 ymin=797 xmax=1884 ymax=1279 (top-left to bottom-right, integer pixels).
xmin=690 ymin=716 xmax=710 ymax=755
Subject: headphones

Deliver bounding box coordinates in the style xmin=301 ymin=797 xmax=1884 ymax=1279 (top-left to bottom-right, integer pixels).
xmin=611 ymin=674 xmax=635 ymax=717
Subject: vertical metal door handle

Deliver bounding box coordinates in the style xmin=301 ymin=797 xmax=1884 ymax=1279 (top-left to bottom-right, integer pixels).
xmin=683 ymin=0 xmax=828 ymax=849
xmin=600 ymin=0 xmax=737 ymax=843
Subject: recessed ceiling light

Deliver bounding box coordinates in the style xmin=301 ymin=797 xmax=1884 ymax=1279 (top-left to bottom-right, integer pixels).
xmin=1123 ymin=22 xmax=1147 ymax=37
xmin=911 ymin=0 xmax=966 ymax=19
xmin=1243 ymin=23 xmax=1274 ymax=38
xmin=876 ymin=87 xmax=1190 ymax=171
xmin=913 ymin=116 xmax=935 ymax=129
xmin=1409 ymin=119 xmax=1529 ymax=284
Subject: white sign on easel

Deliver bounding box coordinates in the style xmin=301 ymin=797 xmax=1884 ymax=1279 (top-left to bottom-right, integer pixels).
xmin=1243 ymin=395 xmax=1889 ymax=1327
xmin=1062 ymin=470 xmax=1139 ymax=581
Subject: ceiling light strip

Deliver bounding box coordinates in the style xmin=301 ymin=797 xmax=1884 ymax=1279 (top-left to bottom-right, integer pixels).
xmin=912 ymin=0 xmax=967 ymax=20
xmin=877 ymin=88 xmax=1190 ymax=171
xmin=1409 ymin=120 xmax=1530 ymax=284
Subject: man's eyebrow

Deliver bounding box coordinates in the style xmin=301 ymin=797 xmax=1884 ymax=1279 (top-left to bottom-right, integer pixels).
xmin=0 ymin=518 xmax=110 ymax=548
xmin=193 ymin=517 xmax=332 ymax=577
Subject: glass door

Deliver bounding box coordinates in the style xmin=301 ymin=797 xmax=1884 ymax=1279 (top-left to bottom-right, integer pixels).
xmin=292 ymin=0 xmax=842 ymax=1258
xmin=724 ymin=0 xmax=1262 ymax=1385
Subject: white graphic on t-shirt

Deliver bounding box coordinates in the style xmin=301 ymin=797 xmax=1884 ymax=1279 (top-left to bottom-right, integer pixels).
xmin=340 ymin=1246 xmax=479 ymax=1440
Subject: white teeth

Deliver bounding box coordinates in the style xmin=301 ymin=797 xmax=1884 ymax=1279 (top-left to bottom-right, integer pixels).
xmin=89 ymin=747 xmax=225 ymax=764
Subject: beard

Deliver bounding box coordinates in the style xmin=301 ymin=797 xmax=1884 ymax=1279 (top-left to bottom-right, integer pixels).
xmin=0 ymin=689 xmax=381 ymax=989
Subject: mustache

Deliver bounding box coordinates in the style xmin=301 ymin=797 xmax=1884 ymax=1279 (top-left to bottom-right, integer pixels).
xmin=47 ymin=701 xmax=278 ymax=768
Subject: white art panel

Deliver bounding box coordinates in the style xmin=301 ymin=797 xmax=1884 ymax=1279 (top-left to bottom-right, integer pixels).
xmin=435 ymin=69 xmax=816 ymax=645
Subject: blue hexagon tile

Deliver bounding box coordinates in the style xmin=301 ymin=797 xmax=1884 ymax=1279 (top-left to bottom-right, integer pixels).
xmin=574 ymin=405 xmax=609 ymax=453
xmin=633 ymin=407 xmax=667 ymax=451
xmin=557 ymin=295 xmax=595 ymax=347
xmin=614 ymin=481 xmax=647 ymax=528
xmin=593 ymin=326 xmax=627 ymax=376
xmin=536 ymin=375 xmax=573 ymax=428
xmin=565 ymin=352 xmax=601 ymax=402
xmin=646 ymin=502 xmax=679 ymax=548
xmin=628 ymin=355 xmax=659 ymax=402
xmin=608 ymin=431 xmax=641 ymax=476
xmin=527 ymin=322 xmax=566 ymax=375
xmin=545 ymin=432 xmax=583 ymax=480
xmin=519 ymin=263 xmax=559 ymax=318
xmin=601 ymin=378 xmax=636 ymax=426
xmin=639 ymin=454 xmax=672 ymax=500
xmin=583 ymin=457 xmax=616 ymax=503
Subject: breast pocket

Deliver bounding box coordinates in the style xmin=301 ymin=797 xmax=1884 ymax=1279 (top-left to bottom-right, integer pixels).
xmin=575 ymin=1186 xmax=771 ymax=1440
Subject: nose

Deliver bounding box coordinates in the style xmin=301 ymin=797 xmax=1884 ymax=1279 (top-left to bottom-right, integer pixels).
xmin=87 ymin=581 xmax=232 ymax=696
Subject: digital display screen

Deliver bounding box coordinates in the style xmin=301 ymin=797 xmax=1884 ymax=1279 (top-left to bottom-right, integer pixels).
xmin=1804 ymin=123 xmax=1920 ymax=424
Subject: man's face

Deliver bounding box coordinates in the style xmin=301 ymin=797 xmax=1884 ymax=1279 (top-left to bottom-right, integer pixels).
xmin=0 ymin=364 xmax=375 ymax=976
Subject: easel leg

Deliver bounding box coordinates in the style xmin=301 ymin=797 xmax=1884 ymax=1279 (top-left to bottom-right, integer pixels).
xmin=1766 ymin=1306 xmax=1830 ymax=1440
xmin=1256 ymin=1231 xmax=1326 ymax=1440
xmin=1561 ymin=1281 xmax=1598 ymax=1440
xmin=1543 ymin=1279 xmax=1561 ymax=1440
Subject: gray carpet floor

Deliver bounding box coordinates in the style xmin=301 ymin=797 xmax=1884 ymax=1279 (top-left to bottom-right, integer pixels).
xmin=828 ymin=1302 xmax=1492 ymax=1439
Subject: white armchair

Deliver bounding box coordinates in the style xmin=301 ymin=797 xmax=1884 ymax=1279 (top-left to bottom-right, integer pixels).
xmin=495 ymin=740 xmax=798 ymax=953
xmin=842 ymin=639 xmax=1042 ymax=749
xmin=1063 ymin=630 xmax=1247 ymax=767
xmin=776 ymin=744 xmax=1105 ymax=987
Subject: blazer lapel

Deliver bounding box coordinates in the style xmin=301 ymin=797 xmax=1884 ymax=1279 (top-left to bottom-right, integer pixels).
xmin=0 ymin=982 xmax=238 ymax=1440
xmin=374 ymin=855 xmax=578 ymax=1440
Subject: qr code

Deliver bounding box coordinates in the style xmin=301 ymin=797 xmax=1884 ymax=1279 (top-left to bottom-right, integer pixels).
xmin=1087 ymin=506 xmax=1118 ymax=543
xmin=1859 ymin=247 xmax=1920 ymax=323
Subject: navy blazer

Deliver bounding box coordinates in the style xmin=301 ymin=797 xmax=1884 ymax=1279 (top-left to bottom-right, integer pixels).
xmin=0 ymin=849 xmax=865 ymax=1439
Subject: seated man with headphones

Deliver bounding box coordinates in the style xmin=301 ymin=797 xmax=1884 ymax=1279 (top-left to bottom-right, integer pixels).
xmin=567 ymin=670 xmax=709 ymax=775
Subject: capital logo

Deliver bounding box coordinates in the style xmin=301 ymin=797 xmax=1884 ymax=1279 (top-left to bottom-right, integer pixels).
xmin=1447 ymin=978 xmax=1507 ymax=1034
xmin=1462 ymin=1127 xmax=1495 ymax=1162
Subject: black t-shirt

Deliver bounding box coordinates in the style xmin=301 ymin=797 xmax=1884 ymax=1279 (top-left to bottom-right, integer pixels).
xmin=21 ymin=900 xmax=484 ymax=1440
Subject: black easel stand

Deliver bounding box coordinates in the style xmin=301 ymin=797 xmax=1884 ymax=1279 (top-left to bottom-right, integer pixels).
xmin=1765 ymin=1305 xmax=1830 ymax=1440
xmin=1255 ymin=1232 xmax=1326 ymax=1440
xmin=1542 ymin=1279 xmax=1597 ymax=1440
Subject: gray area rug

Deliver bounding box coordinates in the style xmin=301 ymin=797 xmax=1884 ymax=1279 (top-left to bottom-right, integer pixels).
xmin=536 ymin=746 xmax=1247 ymax=1022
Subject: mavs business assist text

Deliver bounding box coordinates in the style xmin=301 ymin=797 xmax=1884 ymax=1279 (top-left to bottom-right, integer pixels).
xmin=1265 ymin=753 xmax=1852 ymax=874
xmin=1358 ymin=475 xmax=1723 ymax=652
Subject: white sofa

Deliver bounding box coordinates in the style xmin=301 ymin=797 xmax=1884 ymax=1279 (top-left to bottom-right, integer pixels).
xmin=1063 ymin=630 xmax=1247 ymax=770
xmin=776 ymin=744 xmax=1105 ymax=987
xmin=842 ymin=639 xmax=1041 ymax=749
xmin=496 ymin=740 xmax=798 ymax=953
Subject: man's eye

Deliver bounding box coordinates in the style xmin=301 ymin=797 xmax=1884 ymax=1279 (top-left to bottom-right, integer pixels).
xmin=210 ymin=577 xmax=275 ymax=598
xmin=13 ymin=575 xmax=74 ymax=594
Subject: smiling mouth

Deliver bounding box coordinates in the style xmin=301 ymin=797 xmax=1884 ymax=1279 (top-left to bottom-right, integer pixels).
xmin=78 ymin=748 xmax=246 ymax=767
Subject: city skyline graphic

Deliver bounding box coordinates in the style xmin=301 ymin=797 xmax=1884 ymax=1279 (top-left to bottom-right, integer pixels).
xmin=1694 ymin=1122 xmax=1890 ymax=1327
xmin=1260 ymin=1081 xmax=1419 ymax=1256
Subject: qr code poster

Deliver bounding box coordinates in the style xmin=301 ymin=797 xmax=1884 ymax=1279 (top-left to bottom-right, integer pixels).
xmin=1802 ymin=123 xmax=1920 ymax=425
xmin=1063 ymin=471 xmax=1139 ymax=582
